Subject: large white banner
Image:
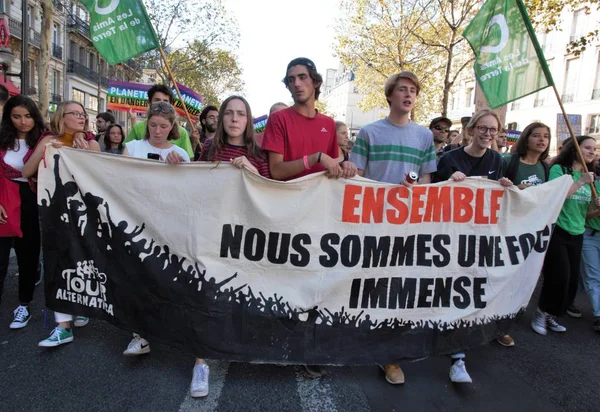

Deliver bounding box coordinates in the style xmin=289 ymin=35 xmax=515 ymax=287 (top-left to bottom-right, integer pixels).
xmin=38 ymin=147 xmax=571 ymax=363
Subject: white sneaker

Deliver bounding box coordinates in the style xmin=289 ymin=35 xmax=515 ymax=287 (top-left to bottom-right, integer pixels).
xmin=74 ymin=316 xmax=89 ymax=327
xmin=449 ymin=359 xmax=472 ymax=383
xmin=547 ymin=316 xmax=567 ymax=333
xmin=190 ymin=363 xmax=210 ymax=398
xmin=531 ymin=308 xmax=547 ymax=336
xmin=123 ymin=334 xmax=150 ymax=356
xmin=9 ymin=305 xmax=31 ymax=329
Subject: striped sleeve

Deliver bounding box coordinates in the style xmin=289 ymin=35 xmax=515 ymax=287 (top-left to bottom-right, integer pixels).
xmin=350 ymin=127 xmax=369 ymax=171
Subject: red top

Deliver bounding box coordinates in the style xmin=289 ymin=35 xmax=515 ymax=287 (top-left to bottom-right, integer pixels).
xmin=199 ymin=139 xmax=271 ymax=179
xmin=261 ymin=107 xmax=339 ymax=179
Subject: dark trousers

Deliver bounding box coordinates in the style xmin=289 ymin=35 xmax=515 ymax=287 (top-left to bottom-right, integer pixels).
xmin=539 ymin=226 xmax=583 ymax=317
xmin=0 ymin=181 xmax=40 ymax=305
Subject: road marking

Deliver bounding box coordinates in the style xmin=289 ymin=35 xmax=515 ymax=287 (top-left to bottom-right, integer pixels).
xmin=178 ymin=360 xmax=229 ymax=412
xmin=295 ymin=366 xmax=338 ymax=412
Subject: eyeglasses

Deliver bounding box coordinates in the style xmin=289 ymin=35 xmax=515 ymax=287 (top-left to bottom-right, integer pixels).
xmin=64 ymin=111 xmax=88 ymax=119
xmin=433 ymin=125 xmax=449 ymax=132
xmin=476 ymin=125 xmax=498 ymax=135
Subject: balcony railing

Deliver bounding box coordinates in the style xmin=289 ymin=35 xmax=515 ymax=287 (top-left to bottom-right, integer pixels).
xmin=561 ymin=94 xmax=574 ymax=103
xmin=52 ymin=43 xmax=63 ymax=59
xmin=68 ymin=59 xmax=99 ymax=83
xmin=26 ymin=87 xmax=37 ymax=96
xmin=51 ymin=93 xmax=62 ymax=103
xmin=8 ymin=18 xmax=42 ymax=48
xmin=67 ymin=15 xmax=90 ymax=39
xmin=592 ymin=89 xmax=600 ymax=100
xmin=533 ymin=98 xmax=545 ymax=108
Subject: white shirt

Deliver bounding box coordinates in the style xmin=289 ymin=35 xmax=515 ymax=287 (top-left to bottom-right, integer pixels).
xmin=3 ymin=139 xmax=28 ymax=182
xmin=125 ymin=139 xmax=190 ymax=162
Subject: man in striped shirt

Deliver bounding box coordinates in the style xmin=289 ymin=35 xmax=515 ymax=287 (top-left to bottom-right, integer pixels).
xmin=350 ymin=71 xmax=436 ymax=185
xmin=349 ymin=71 xmax=436 ymax=386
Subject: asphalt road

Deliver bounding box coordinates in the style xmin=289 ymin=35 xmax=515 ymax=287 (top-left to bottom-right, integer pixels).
xmin=1 ymin=253 xmax=599 ymax=412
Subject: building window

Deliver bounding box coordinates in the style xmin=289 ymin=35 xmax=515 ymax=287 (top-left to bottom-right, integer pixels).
xmin=27 ymin=6 xmax=33 ymax=27
xmin=507 ymin=122 xmax=518 ymax=130
xmin=28 ymin=60 xmax=35 ymax=90
xmin=571 ymin=9 xmax=586 ymax=42
xmin=89 ymin=53 xmax=95 ymax=70
xmin=79 ymin=46 xmax=86 ymax=65
xmin=562 ymin=59 xmax=580 ymax=103
xmin=70 ymin=41 xmax=77 ymax=61
xmin=593 ymin=52 xmax=600 ymax=100
xmin=52 ymin=70 xmax=60 ymax=95
xmin=52 ymin=23 xmax=59 ymax=46
xmin=589 ymin=114 xmax=600 ymax=135
xmin=88 ymin=95 xmax=98 ymax=111
xmin=541 ymin=32 xmax=554 ymax=56
xmin=72 ymin=89 xmax=85 ymax=105
xmin=465 ymin=87 xmax=474 ymax=107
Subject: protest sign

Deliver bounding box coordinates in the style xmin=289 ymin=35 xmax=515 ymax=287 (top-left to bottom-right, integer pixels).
xmin=107 ymin=80 xmax=203 ymax=119
xmin=38 ymin=147 xmax=571 ymax=364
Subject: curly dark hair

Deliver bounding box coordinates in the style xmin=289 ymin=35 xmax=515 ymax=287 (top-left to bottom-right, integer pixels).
xmin=0 ymin=95 xmax=46 ymax=151
xmin=551 ymin=135 xmax=596 ymax=170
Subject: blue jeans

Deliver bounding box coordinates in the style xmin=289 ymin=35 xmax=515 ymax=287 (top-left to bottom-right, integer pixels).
xmin=580 ymin=228 xmax=600 ymax=317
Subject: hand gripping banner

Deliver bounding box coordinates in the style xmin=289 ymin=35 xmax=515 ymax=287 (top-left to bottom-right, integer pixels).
xmin=38 ymin=147 xmax=571 ymax=364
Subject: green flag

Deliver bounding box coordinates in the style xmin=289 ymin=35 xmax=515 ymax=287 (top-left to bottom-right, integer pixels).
xmin=462 ymin=0 xmax=554 ymax=109
xmin=80 ymin=0 xmax=160 ymax=65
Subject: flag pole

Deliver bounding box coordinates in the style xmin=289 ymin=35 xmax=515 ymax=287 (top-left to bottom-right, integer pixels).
xmin=157 ymin=47 xmax=201 ymax=151
xmin=550 ymin=85 xmax=597 ymax=198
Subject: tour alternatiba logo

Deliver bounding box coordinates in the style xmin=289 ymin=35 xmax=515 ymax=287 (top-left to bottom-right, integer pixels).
xmin=56 ymin=260 xmax=114 ymax=316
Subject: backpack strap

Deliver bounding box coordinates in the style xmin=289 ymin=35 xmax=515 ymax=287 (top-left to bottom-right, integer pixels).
xmin=504 ymin=153 xmax=520 ymax=182
xmin=542 ymin=160 xmax=550 ymax=181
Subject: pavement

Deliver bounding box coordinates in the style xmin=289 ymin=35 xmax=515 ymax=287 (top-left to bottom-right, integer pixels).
xmin=1 ymin=252 xmax=599 ymax=412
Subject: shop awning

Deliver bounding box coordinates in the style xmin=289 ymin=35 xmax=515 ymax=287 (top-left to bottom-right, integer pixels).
xmin=0 ymin=77 xmax=20 ymax=95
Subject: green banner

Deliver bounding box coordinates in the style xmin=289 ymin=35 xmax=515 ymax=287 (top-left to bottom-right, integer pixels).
xmin=80 ymin=0 xmax=159 ymax=65
xmin=463 ymin=0 xmax=554 ymax=109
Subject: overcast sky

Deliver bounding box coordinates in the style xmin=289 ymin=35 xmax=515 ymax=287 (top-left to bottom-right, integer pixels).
xmin=223 ymin=0 xmax=340 ymax=116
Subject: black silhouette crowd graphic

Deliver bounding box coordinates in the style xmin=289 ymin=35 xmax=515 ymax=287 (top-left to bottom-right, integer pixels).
xmin=38 ymin=154 xmax=515 ymax=364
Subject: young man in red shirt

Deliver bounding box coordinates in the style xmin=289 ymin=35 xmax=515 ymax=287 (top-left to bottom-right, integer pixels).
xmin=262 ymin=58 xmax=356 ymax=378
xmin=262 ymin=57 xmax=357 ymax=180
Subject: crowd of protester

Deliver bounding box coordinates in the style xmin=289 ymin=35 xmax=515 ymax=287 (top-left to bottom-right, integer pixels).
xmin=0 ymin=56 xmax=599 ymax=399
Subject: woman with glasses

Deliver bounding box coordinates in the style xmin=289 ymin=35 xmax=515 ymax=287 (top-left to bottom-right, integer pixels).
xmin=0 ymin=96 xmax=46 ymax=329
xmin=432 ymin=109 xmax=513 ymax=384
xmin=23 ymin=101 xmax=100 ymax=347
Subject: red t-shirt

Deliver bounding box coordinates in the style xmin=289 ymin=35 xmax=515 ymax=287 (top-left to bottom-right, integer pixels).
xmin=262 ymin=107 xmax=339 ymax=179
xmin=199 ymin=139 xmax=271 ymax=178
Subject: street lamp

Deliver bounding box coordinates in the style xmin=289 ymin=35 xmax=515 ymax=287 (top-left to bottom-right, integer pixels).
xmin=0 ymin=45 xmax=16 ymax=82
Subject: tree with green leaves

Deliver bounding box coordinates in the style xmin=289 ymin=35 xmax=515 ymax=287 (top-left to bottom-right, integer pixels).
xmin=335 ymin=0 xmax=480 ymax=121
xmin=524 ymin=0 xmax=599 ymax=56
xmin=139 ymin=0 xmax=244 ymax=106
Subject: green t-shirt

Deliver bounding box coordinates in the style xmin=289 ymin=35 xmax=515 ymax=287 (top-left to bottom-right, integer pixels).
xmin=586 ymin=181 xmax=600 ymax=231
xmin=125 ymin=120 xmax=193 ymax=158
xmin=551 ymin=165 xmax=591 ymax=235
xmin=501 ymin=156 xmax=547 ymax=186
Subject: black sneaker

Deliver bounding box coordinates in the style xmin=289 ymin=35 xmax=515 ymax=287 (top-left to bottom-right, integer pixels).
xmin=566 ymin=305 xmax=582 ymax=318
xmin=9 ymin=305 xmax=31 ymax=329
xmin=304 ymin=365 xmax=327 ymax=379
xmin=594 ymin=318 xmax=600 ymax=332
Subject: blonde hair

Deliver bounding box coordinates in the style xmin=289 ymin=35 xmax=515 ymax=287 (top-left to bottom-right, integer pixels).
xmin=465 ymin=109 xmax=501 ymax=136
xmin=50 ymin=101 xmax=89 ymax=136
